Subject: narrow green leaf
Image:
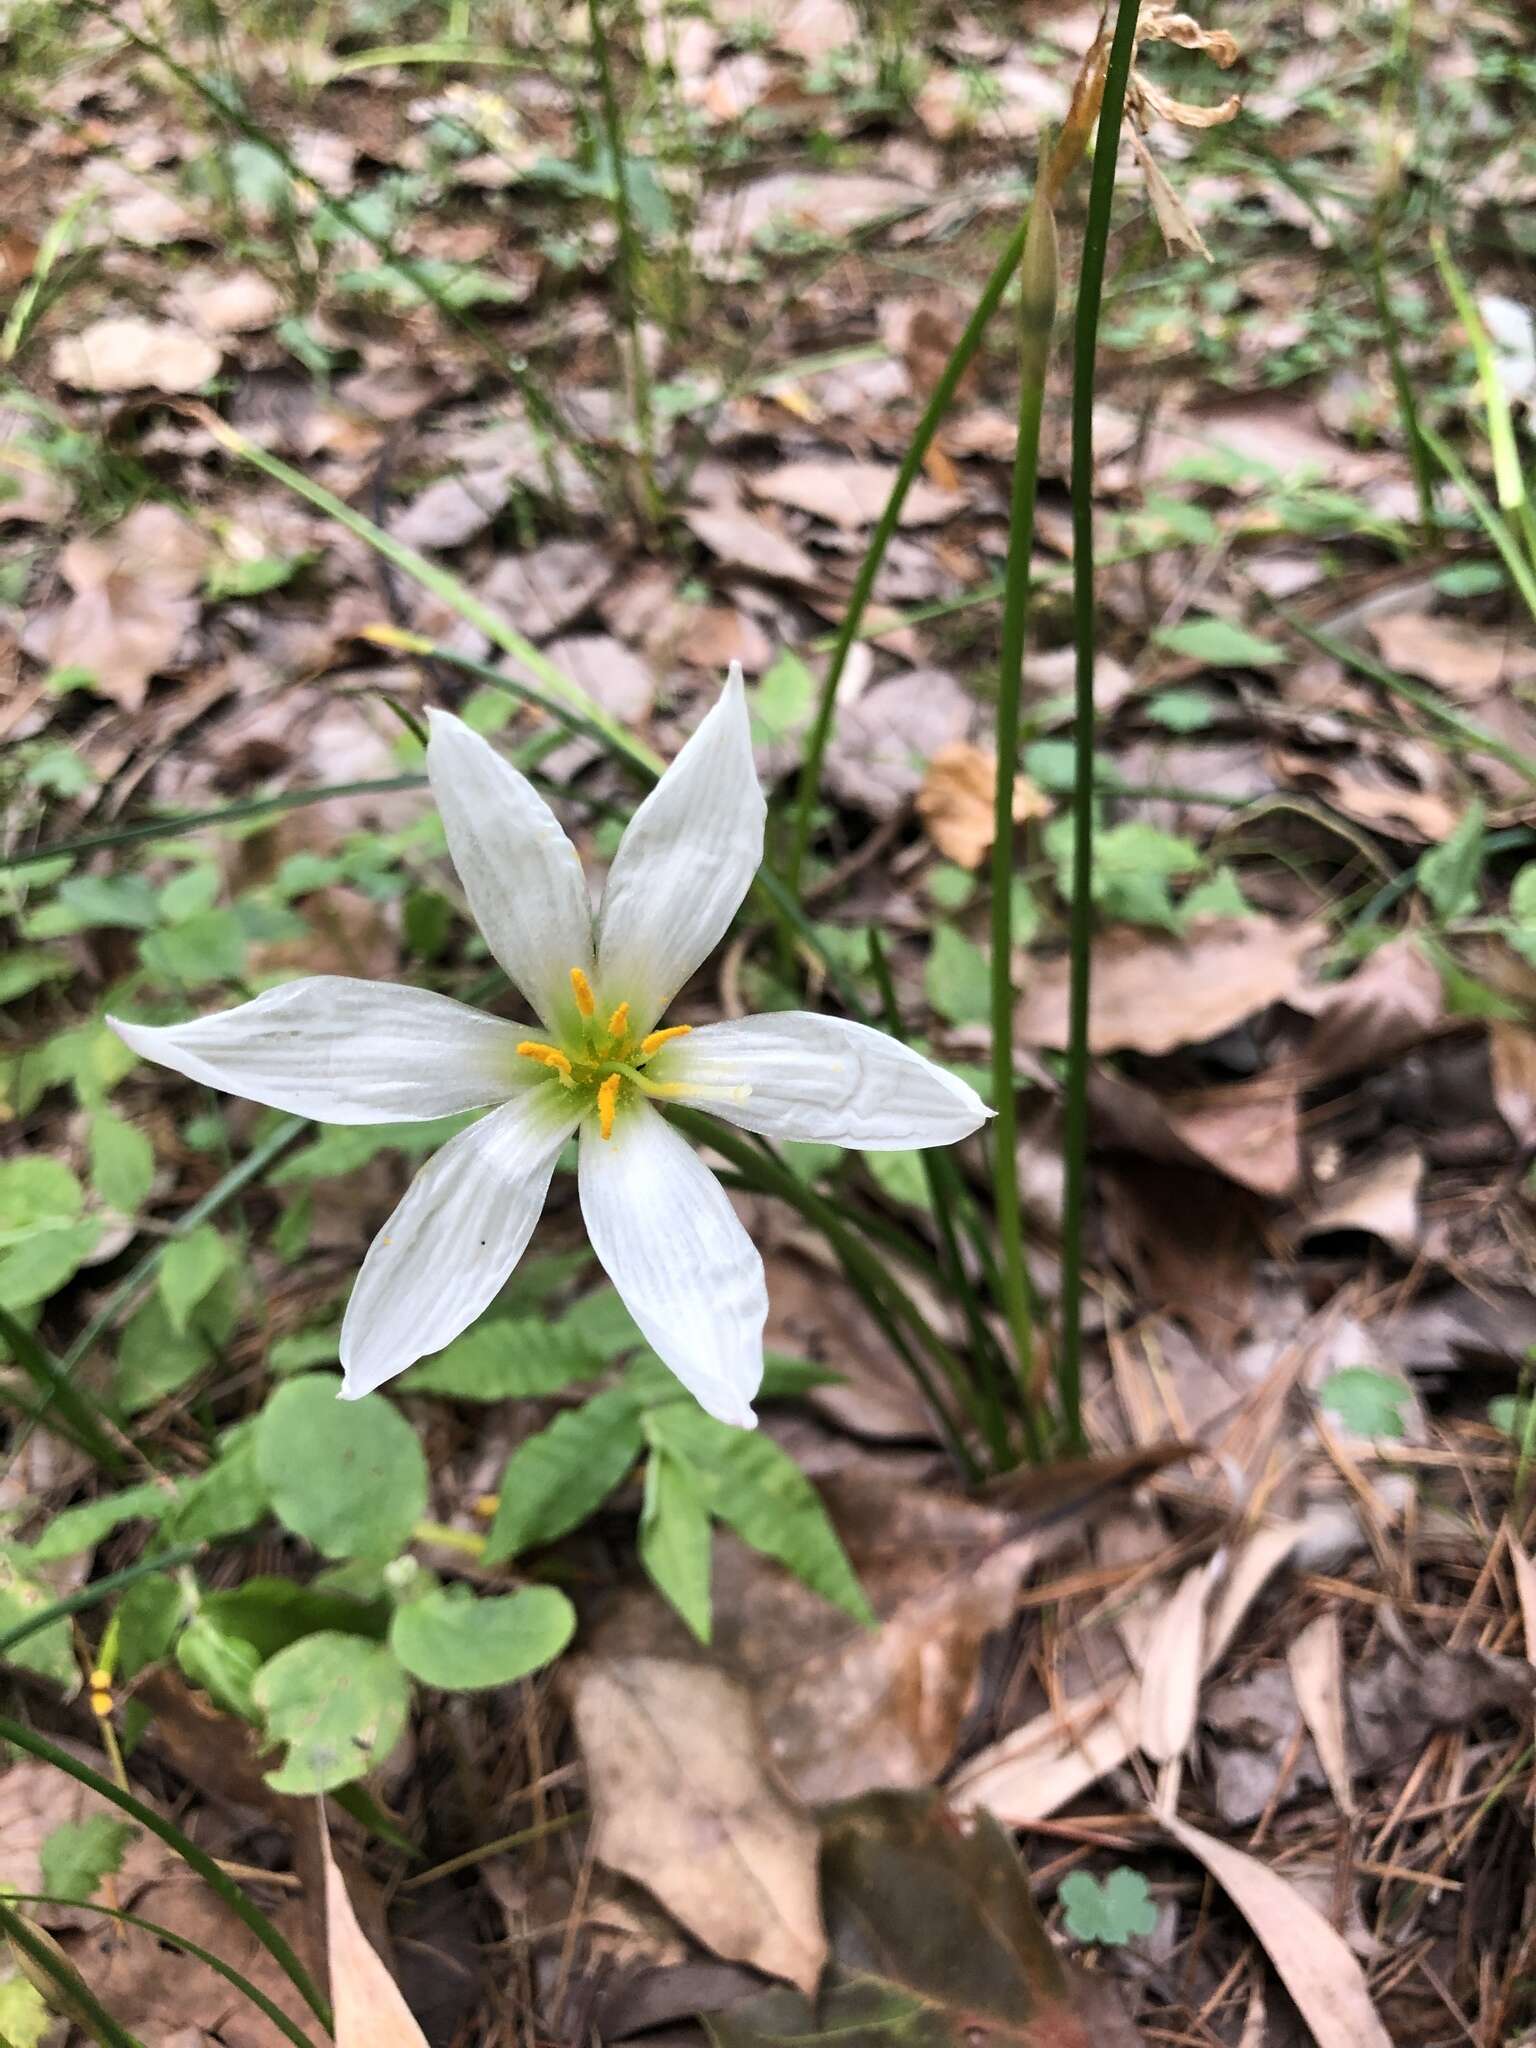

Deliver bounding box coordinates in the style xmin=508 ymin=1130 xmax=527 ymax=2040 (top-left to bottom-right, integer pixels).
xmin=1154 ymin=615 xmax=1286 ymax=667
xmin=483 ymin=1388 xmax=644 ymax=1562
xmin=29 ymin=1482 xmax=173 ymax=1561
xmin=1417 ymin=801 xmax=1487 ymax=921
xmin=643 ymin=1404 xmax=872 ymax=1623
xmin=401 ymin=1312 xmax=603 ymax=1400
xmin=637 ymin=1445 xmax=713 ymax=1643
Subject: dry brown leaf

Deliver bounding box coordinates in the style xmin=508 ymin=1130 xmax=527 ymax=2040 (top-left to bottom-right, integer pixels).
xmin=916 ymin=741 xmax=1050 ymax=868
xmin=752 ymin=459 xmax=962 ymax=531
xmin=684 ymin=504 xmax=819 ymax=586
xmin=23 ymin=502 xmax=209 ymax=710
xmin=1161 ymin=1815 xmax=1393 ymax=2048
xmin=1508 ymin=1535 xmax=1536 ymax=1667
xmin=1368 ymin=610 xmax=1536 ymax=703
xmin=1138 ymin=1560 xmax=1215 ymax=1764
xmin=1128 ymin=129 xmax=1211 ymax=260
xmin=696 ymin=174 xmax=924 ymax=270
xmin=1016 ymin=918 xmax=1322 ymax=1056
xmin=824 ymin=669 xmax=973 ymax=816
xmin=1274 ymin=747 xmax=1461 ymax=843
xmin=387 ymin=467 xmax=513 ymax=551
xmin=1286 ymin=1610 xmax=1354 ymax=1815
xmin=322 ymin=1813 xmax=428 ymax=2047
xmin=951 ymin=1520 xmax=1302 ymax=1822
xmin=1296 ymin=1148 xmax=1422 ymax=1260
xmin=773 ymin=0 xmax=859 ymax=59
xmin=180 ymin=269 xmax=284 ymax=334
xmin=1490 ymin=1021 xmax=1536 ymax=1145
xmin=0 ymin=1758 xmax=166 ymax=1934
xmin=50 ymin=315 xmax=221 ymax=393
xmin=1095 ymin=1074 xmax=1301 ymax=1201
xmin=1295 ymin=935 xmax=1444 ymax=1083
xmin=481 ymin=539 xmax=612 ymax=639
xmin=568 ymin=1654 xmax=827 ymax=1994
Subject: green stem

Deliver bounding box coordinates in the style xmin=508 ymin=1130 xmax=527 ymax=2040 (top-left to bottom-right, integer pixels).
xmin=0 ymin=1719 xmax=332 ymax=2033
xmin=1058 ymin=0 xmax=1142 ymax=1454
xmin=866 ymin=933 xmax=1012 ymax=1468
xmin=990 ymin=169 xmax=1055 ymax=1463
xmin=785 ymin=210 xmax=1033 ymax=896
xmin=588 ymin=0 xmax=661 ymax=528
xmin=0 ymin=1305 xmax=128 ymax=1471
xmin=675 ymin=1111 xmax=979 ymax=1479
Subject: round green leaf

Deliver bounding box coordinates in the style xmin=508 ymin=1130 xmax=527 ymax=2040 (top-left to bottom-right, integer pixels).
xmin=252 ymin=1632 xmax=409 ymax=1794
xmin=390 ymin=1585 xmax=575 ymax=1690
xmin=1319 ymin=1367 xmax=1411 ymax=1440
xmin=255 ymin=1374 xmax=427 ymax=1560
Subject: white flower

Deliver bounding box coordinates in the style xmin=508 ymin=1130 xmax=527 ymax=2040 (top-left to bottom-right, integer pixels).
xmin=109 ymin=667 xmax=989 ymax=1427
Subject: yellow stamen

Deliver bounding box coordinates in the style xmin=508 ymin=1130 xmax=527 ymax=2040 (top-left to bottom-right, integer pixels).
xmin=605 ymin=1001 xmax=630 ymax=1039
xmin=90 ymin=1689 xmax=113 ymax=1718
xmin=89 ymin=1667 xmax=112 ymax=1690
xmin=517 ymin=1040 xmax=573 ymax=1080
xmin=597 ymin=1071 xmax=622 ymax=1140
xmin=570 ymin=966 xmax=596 ymax=1017
xmin=639 ymin=1024 xmax=692 ymax=1058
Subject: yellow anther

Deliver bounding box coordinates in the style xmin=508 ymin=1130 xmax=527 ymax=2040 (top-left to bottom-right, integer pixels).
xmin=597 ymin=1071 xmax=622 ymax=1140
xmin=90 ymin=1689 xmax=113 ymax=1718
xmin=89 ymin=1667 xmax=112 ymax=1690
xmin=605 ymin=1001 xmax=630 ymax=1039
xmin=570 ymin=966 xmax=596 ymax=1018
xmin=517 ymin=1040 xmax=573 ymax=1080
xmin=639 ymin=1024 xmax=692 ymax=1058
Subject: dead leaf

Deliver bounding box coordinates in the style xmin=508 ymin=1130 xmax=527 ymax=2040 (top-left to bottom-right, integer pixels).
xmin=387 ymin=466 xmax=513 ymax=551
xmin=916 ymin=742 xmax=1049 ymax=868
xmin=824 ymin=669 xmax=973 ymax=816
xmin=1138 ymin=1559 xmax=1215 ymax=1764
xmin=179 ymin=269 xmax=284 ymax=334
xmin=1161 ymin=1815 xmax=1393 ymax=2048
xmin=753 ymin=459 xmax=962 ymax=531
xmin=0 ymin=1757 xmax=165 ymax=1935
xmin=481 ymin=539 xmax=613 ymax=639
xmin=568 ymin=1654 xmax=827 ymax=1994
xmin=1508 ymin=1535 xmax=1536 ymax=1667
xmin=1274 ymin=747 xmax=1461 ymax=843
xmin=1287 ymin=1611 xmax=1354 ymax=1814
xmin=773 ymin=0 xmax=859 ymax=59
xmin=950 ymin=1520 xmax=1301 ymax=1822
xmin=1368 ymin=610 xmax=1536 ymax=703
xmin=322 ymin=1812 xmax=428 ymax=2047
xmin=1017 ymin=918 xmax=1322 ymax=1056
xmin=1294 ymin=935 xmax=1444 ymax=1083
xmin=695 ymin=174 xmax=925 ymax=272
xmin=23 ymin=502 xmax=209 ymax=709
xmin=1490 ymin=1021 xmax=1536 ymax=1145
xmin=50 ymin=315 xmax=221 ymax=393
xmin=684 ymin=504 xmax=819 ymax=587
xmin=1295 ymin=1148 xmax=1422 ymax=1260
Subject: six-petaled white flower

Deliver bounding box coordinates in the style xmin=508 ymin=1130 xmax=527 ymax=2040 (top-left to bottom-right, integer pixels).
xmin=110 ymin=666 xmax=989 ymax=1427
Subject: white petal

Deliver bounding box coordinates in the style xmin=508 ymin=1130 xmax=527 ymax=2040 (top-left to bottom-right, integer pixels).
xmin=340 ymin=1091 xmax=578 ymax=1396
xmin=652 ymin=1011 xmax=991 ymax=1149
xmin=595 ymin=664 xmax=765 ymax=1032
xmin=578 ymin=1099 xmax=764 ymax=1426
xmin=426 ymin=708 xmax=595 ymax=1034
xmin=108 ymin=977 xmax=528 ymax=1124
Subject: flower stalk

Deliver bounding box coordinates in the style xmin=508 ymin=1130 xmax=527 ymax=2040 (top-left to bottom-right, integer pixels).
xmin=990 ymin=156 xmax=1057 ymax=1461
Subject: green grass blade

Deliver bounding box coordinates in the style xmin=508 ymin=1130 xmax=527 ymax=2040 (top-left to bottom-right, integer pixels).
xmin=0 ymin=1719 xmax=332 ymax=2034
xmin=0 ymin=1545 xmax=202 ymax=1660
xmin=8 ymin=1897 xmax=325 ymax=2048
xmin=0 ymin=1306 xmax=129 ymax=1471
xmin=0 ymin=1895 xmax=146 ymax=2048
xmin=1058 ymin=0 xmax=1144 ymax=1453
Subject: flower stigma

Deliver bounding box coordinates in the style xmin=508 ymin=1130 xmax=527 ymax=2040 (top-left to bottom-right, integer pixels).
xmin=516 ymin=967 xmax=749 ymax=1138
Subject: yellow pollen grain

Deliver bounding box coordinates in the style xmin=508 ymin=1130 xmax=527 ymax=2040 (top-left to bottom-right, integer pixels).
xmin=570 ymin=966 xmax=596 ymax=1017
xmin=597 ymin=1071 xmax=622 ymax=1139
xmin=517 ymin=1039 xmax=573 ymax=1080
xmin=90 ymin=1690 xmax=114 ymax=1717
xmin=89 ymin=1667 xmax=112 ymax=1690
xmin=639 ymin=1024 xmax=692 ymax=1057
xmin=605 ymin=1000 xmax=630 ymax=1039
